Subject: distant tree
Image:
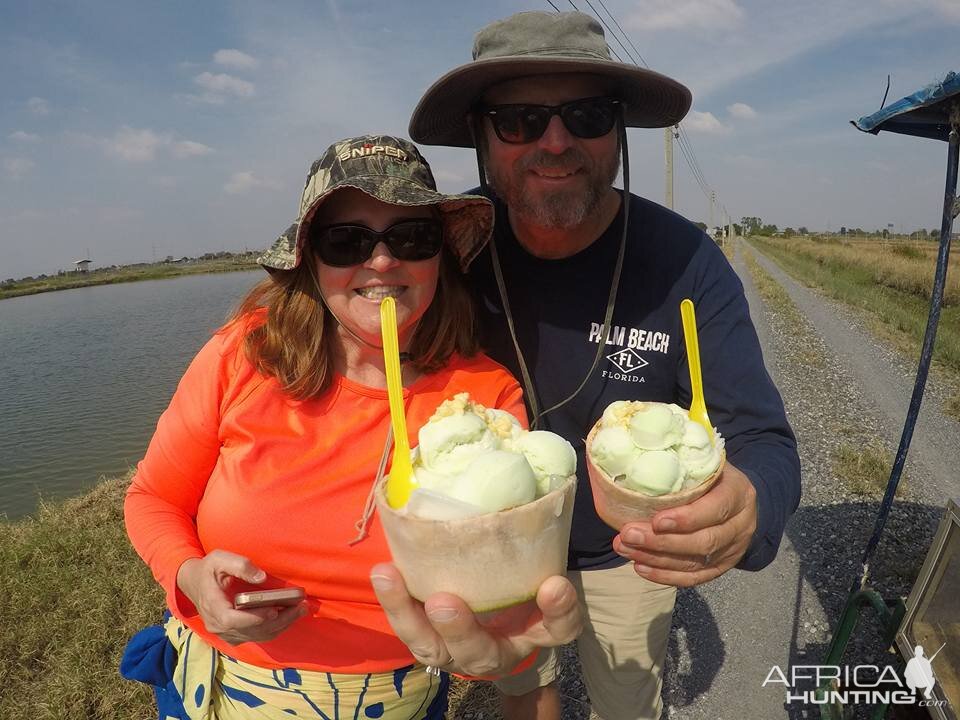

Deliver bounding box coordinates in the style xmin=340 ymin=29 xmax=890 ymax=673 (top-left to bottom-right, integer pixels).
xmin=760 ymin=223 xmax=779 ymax=235
xmin=783 ymin=227 xmax=795 ymax=237
xmin=881 ymin=229 xmax=889 ymax=239
xmin=732 ymin=223 xmax=742 ymax=235
xmin=694 ymin=221 xmax=707 ymax=231
xmin=798 ymin=226 xmax=809 ymax=235
xmin=741 ymin=216 xmax=763 ymax=235
xmin=840 ymin=226 xmax=847 ymax=236
xmin=931 ymin=228 xmax=941 ymax=238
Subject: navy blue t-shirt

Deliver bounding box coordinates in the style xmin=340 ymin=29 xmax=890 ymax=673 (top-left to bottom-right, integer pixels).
xmin=469 ymin=191 xmax=800 ymax=572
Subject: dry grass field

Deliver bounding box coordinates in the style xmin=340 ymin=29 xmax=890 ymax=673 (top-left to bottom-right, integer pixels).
xmin=751 ymin=234 xmax=960 ymax=418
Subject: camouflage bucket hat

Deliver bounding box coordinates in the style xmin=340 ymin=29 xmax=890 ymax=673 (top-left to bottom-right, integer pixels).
xmin=409 ymin=11 xmax=692 ymax=148
xmin=258 ymin=134 xmax=493 ymax=273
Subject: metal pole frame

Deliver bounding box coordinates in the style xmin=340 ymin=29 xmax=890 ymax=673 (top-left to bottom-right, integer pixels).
xmin=820 ymin=104 xmax=960 ymax=720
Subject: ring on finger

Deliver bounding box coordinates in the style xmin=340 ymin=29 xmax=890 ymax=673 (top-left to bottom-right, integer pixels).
xmin=423 ymin=654 xmax=453 ymax=675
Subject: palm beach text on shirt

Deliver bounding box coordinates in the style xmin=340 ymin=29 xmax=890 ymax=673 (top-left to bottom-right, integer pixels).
xmin=588 ymin=323 xmax=671 ymax=383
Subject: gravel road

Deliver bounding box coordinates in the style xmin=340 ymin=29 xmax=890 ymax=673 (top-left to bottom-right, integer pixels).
xmin=452 ymin=239 xmax=959 ymax=720
xmin=658 ymin=241 xmax=960 ymax=720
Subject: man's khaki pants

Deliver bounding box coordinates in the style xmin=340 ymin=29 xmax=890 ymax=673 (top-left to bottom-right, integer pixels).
xmin=496 ymin=562 xmax=677 ymax=720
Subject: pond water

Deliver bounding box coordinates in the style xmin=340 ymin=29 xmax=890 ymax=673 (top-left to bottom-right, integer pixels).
xmin=0 ymin=271 xmax=262 ymax=520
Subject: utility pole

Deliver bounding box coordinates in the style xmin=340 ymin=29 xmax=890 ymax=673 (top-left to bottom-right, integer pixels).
xmin=709 ymin=191 xmax=715 ymax=230
xmin=664 ymin=126 xmax=674 ymax=210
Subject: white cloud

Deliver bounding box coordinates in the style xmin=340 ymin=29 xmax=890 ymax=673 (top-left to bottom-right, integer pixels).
xmin=105 ymin=127 xmax=166 ymax=162
xmin=932 ymin=0 xmax=960 ymax=22
xmin=224 ymin=171 xmax=280 ymax=195
xmin=193 ymin=72 xmax=255 ymax=99
xmin=214 ymin=49 xmax=259 ymax=69
xmin=4 ymin=157 xmax=35 ymax=178
xmin=172 ymin=140 xmax=214 ymax=158
xmin=682 ymin=111 xmax=729 ymax=134
xmin=96 ymin=127 xmax=213 ymax=162
xmin=432 ymin=169 xmax=464 ymax=184
xmin=9 ymin=131 xmax=41 ymax=143
xmin=27 ymin=97 xmax=50 ymax=115
xmin=625 ymin=0 xmax=744 ymax=32
xmin=727 ymin=102 xmax=757 ymax=119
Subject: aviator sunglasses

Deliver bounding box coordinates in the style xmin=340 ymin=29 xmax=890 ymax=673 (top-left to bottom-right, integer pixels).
xmin=308 ymin=218 xmax=443 ymax=267
xmin=478 ymin=96 xmax=621 ymax=144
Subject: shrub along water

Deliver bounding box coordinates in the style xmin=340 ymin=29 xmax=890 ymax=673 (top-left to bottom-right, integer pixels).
xmin=0 ymin=257 xmax=259 ymax=301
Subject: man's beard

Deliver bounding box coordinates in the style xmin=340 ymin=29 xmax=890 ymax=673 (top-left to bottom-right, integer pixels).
xmin=487 ymin=147 xmax=620 ymax=229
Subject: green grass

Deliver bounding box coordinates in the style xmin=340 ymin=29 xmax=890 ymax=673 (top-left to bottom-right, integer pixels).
xmin=0 ymin=474 xmax=162 ymax=719
xmin=0 ymin=476 xmax=501 ymax=719
xmin=750 ymin=237 xmax=960 ymax=419
xmin=831 ymin=440 xmax=901 ymax=497
xmin=741 ymin=245 xmax=826 ymax=369
xmin=0 ymin=257 xmax=259 ymax=301
xmin=891 ymin=244 xmax=925 ymax=260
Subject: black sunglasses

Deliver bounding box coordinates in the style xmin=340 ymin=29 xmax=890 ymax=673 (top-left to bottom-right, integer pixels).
xmin=478 ymin=96 xmax=621 ymax=144
xmin=308 ymin=219 xmax=443 ymax=267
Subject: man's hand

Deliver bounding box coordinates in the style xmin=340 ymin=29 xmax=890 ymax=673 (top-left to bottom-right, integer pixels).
xmin=612 ymin=461 xmax=757 ymax=587
xmin=371 ymin=563 xmax=582 ymax=678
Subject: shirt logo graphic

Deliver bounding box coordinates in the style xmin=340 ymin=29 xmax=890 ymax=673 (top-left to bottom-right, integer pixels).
xmin=606 ymin=349 xmax=649 ymax=374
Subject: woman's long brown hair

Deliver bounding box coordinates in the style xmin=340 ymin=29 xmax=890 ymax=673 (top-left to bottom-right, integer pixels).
xmin=231 ymin=240 xmax=479 ymax=400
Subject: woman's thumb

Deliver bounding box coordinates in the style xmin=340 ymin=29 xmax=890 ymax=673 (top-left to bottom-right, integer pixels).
xmin=218 ymin=552 xmax=266 ymax=584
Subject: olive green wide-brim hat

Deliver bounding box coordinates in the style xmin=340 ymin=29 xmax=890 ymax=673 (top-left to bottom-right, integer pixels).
xmin=409 ymin=11 xmax=692 ymax=148
xmin=258 ymin=135 xmax=494 ymax=273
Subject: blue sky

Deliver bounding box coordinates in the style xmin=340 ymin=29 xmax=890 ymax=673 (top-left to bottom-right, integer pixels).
xmin=2 ymin=0 xmax=959 ymax=280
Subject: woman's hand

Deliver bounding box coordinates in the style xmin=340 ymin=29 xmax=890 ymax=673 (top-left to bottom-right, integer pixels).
xmin=176 ymin=550 xmax=307 ymax=645
xmin=371 ymin=562 xmax=582 ymax=678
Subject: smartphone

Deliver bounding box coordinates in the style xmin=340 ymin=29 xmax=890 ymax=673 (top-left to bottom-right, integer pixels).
xmin=233 ymin=586 xmax=306 ymax=610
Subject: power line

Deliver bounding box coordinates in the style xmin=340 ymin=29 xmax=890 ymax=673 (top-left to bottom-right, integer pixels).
xmin=594 ymin=0 xmax=650 ymax=68
xmin=580 ymin=0 xmax=634 ymax=67
xmin=588 ymin=0 xmax=649 ymax=69
xmin=545 ymin=0 xmax=729 ymax=219
xmin=559 ymin=0 xmax=626 ymax=63
xmin=676 ymin=128 xmax=712 ymax=197
xmin=676 ymin=134 xmax=711 ymax=200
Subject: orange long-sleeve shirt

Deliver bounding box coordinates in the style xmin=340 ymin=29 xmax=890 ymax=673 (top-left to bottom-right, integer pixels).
xmin=125 ymin=315 xmax=526 ymax=672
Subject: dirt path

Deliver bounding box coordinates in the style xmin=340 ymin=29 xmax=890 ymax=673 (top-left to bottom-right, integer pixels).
xmin=457 ymin=238 xmax=958 ymax=720
xmin=748 ymin=247 xmax=960 ymax=506
xmin=661 ymin=240 xmax=960 ymax=719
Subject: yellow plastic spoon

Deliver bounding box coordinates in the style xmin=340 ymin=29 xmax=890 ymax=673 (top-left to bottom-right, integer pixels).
xmin=380 ymin=297 xmax=416 ymax=508
xmin=680 ymin=298 xmax=714 ymax=442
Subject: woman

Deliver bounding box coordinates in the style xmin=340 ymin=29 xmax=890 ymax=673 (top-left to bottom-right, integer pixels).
xmin=122 ymin=135 xmax=528 ymax=719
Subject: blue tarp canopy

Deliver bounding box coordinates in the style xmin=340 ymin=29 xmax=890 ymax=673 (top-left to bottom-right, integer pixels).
xmin=852 ymin=71 xmax=960 ymax=141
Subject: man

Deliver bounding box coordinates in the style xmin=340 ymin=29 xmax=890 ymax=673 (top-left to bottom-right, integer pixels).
xmin=379 ymin=10 xmax=801 ymax=720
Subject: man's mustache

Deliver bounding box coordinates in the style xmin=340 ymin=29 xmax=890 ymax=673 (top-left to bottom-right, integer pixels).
xmin=518 ymin=149 xmax=587 ymax=173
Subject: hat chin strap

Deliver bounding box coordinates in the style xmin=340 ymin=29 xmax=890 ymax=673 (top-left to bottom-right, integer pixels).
xmin=471 ymin=108 xmax=630 ymax=430
xmin=317 ymin=289 xmax=413 ymax=362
